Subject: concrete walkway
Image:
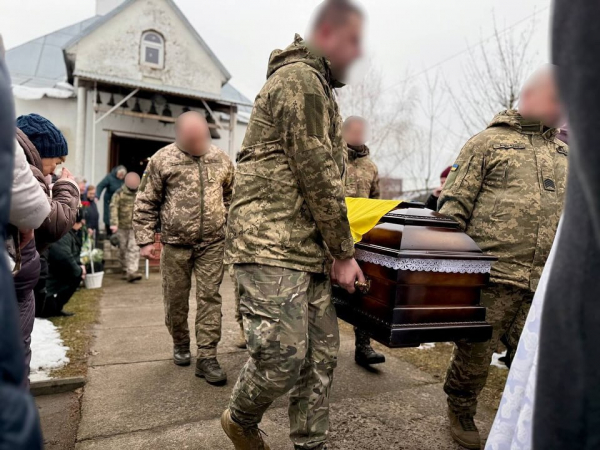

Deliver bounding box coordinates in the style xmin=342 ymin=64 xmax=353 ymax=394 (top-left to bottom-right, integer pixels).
xmin=75 ymin=273 xmax=494 ymax=449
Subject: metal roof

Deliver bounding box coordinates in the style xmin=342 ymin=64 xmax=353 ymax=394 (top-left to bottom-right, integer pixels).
xmin=5 ymin=2 xmax=252 ymax=106
xmin=6 ymin=16 xmax=101 ymax=88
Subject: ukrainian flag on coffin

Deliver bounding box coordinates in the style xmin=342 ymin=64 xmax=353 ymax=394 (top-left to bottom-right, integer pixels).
xmin=345 ymin=197 xmax=403 ymax=243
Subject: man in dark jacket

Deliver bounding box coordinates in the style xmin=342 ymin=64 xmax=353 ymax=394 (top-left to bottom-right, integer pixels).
xmin=425 ymin=166 xmax=451 ymax=211
xmin=0 ymin=32 xmax=43 ymax=450
xmin=42 ymin=211 xmax=85 ymax=317
xmin=82 ymin=184 xmax=100 ymax=245
xmin=97 ymin=165 xmax=126 ymax=235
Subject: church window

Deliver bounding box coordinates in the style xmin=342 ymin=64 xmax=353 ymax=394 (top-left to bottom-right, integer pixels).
xmin=141 ymin=31 xmax=164 ymax=68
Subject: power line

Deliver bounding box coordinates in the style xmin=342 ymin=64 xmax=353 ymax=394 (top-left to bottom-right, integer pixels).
xmin=381 ymin=5 xmax=550 ymax=93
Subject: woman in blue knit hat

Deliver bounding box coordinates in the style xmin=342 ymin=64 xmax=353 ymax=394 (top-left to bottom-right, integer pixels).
xmin=14 ymin=113 xmax=80 ymax=386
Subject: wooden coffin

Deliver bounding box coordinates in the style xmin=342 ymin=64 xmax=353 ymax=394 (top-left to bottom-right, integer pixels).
xmin=333 ymin=203 xmax=496 ymax=347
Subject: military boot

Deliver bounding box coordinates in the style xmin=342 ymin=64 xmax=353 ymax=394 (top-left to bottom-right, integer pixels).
xmin=127 ymin=273 xmax=142 ymax=283
xmin=173 ymin=346 xmax=191 ymax=366
xmin=448 ymin=409 xmax=481 ymax=449
xmin=236 ymin=326 xmax=246 ymax=349
xmin=354 ymin=337 xmax=385 ymax=367
xmin=221 ymin=408 xmax=270 ymax=450
xmin=195 ymin=357 xmax=227 ymax=385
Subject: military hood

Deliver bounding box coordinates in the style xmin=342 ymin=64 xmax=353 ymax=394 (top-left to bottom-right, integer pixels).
xmin=488 ymin=110 xmax=558 ymax=139
xmin=347 ymin=144 xmax=370 ymax=160
xmin=266 ymin=34 xmax=342 ymax=87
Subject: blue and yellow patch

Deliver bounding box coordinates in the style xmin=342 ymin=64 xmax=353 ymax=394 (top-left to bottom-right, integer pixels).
xmin=451 ymin=164 xmax=459 ymax=172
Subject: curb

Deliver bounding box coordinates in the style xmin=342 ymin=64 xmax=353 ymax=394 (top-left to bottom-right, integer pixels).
xmin=30 ymin=377 xmax=86 ymax=397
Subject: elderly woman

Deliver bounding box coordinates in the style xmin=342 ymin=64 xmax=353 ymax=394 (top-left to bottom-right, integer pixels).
xmin=97 ymin=165 xmax=126 ymax=235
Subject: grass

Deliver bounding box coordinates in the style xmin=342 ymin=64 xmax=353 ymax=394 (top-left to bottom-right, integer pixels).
xmin=382 ymin=342 xmax=508 ymax=412
xmin=339 ymin=321 xmax=508 ymax=413
xmin=49 ymin=287 xmax=102 ymax=379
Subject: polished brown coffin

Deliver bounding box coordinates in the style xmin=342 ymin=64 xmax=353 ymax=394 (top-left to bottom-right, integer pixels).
xmin=332 ymin=203 xmax=496 ymax=347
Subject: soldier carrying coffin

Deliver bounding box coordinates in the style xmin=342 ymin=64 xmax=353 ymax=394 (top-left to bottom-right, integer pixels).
xmin=439 ymin=66 xmax=568 ymax=449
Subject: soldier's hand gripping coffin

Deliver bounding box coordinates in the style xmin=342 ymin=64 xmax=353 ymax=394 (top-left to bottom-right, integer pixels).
xmin=332 ymin=204 xmax=496 ymax=347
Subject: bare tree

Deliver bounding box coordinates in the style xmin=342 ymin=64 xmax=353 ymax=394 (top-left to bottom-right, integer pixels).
xmin=337 ymin=59 xmax=417 ymax=178
xmin=448 ymin=15 xmax=539 ymax=136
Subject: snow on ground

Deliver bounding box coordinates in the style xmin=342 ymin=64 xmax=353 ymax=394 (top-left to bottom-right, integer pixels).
xmin=417 ymin=342 xmax=436 ymax=350
xmin=29 ymin=318 xmax=69 ymax=382
xmin=490 ymin=351 xmax=508 ymax=369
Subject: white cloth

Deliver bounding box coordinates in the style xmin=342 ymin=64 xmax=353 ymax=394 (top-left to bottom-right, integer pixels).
xmin=485 ymin=222 xmax=562 ymax=450
xmin=9 ymin=140 xmax=49 ymax=229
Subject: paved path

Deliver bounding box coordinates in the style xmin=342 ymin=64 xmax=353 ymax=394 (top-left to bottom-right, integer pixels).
xmin=75 ymin=273 xmax=494 ymax=449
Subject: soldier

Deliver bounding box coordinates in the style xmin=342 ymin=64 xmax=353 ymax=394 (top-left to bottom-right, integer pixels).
xmin=439 ymin=66 xmax=568 ymax=449
xmin=110 ymin=172 xmax=142 ymax=283
xmin=133 ymin=111 xmax=234 ymax=385
xmin=342 ymin=116 xmax=385 ymax=368
xmin=220 ymin=1 xmax=365 ymax=449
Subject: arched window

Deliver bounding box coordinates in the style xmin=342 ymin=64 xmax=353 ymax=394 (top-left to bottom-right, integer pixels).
xmin=140 ymin=31 xmax=164 ymax=69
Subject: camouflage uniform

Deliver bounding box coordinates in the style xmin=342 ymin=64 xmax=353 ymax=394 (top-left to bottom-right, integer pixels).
xmin=133 ymin=143 xmax=234 ymax=358
xmin=228 ymin=265 xmax=242 ymax=329
xmin=344 ymin=144 xmax=381 ymax=350
xmin=439 ymin=110 xmax=568 ymax=416
xmin=110 ymin=185 xmax=139 ymax=276
xmin=225 ymin=35 xmax=354 ymax=449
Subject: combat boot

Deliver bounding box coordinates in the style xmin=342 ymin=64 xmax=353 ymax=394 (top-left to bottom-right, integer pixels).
xmin=221 ymin=408 xmax=270 ymax=450
xmin=236 ymin=326 xmax=246 ymax=349
xmin=448 ymin=409 xmax=481 ymax=449
xmin=173 ymin=346 xmax=191 ymax=366
xmin=355 ymin=342 xmax=385 ymax=367
xmin=127 ymin=273 xmax=142 ymax=283
xmin=195 ymin=357 xmax=227 ymax=385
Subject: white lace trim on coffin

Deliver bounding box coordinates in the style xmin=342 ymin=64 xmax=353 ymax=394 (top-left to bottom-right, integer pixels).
xmin=355 ymin=249 xmax=492 ymax=274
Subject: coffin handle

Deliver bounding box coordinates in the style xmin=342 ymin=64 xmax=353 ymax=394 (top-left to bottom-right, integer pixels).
xmin=354 ymin=278 xmax=371 ymax=294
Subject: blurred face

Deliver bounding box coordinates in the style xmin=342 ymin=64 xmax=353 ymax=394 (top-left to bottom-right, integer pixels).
xmin=176 ymin=115 xmax=211 ymax=157
xmin=440 ymin=176 xmax=447 ymax=187
xmin=124 ymin=173 xmax=141 ymax=190
xmin=519 ymin=70 xmax=563 ymax=128
xmin=87 ymin=188 xmax=96 ymax=200
xmin=116 ymin=170 xmax=126 ymax=180
xmin=41 ymin=157 xmax=63 ymax=177
xmin=313 ymin=12 xmax=363 ymax=81
xmin=343 ymin=119 xmax=366 ymax=146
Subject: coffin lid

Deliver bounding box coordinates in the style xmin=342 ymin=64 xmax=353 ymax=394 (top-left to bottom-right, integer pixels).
xmin=357 ymin=205 xmax=497 ymax=262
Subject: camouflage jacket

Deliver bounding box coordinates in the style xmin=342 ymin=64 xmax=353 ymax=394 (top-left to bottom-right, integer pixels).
xmin=345 ymin=144 xmax=380 ymax=199
xmin=109 ymin=185 xmax=137 ymax=229
xmin=439 ymin=110 xmax=568 ymax=291
xmin=224 ymin=34 xmax=354 ymax=273
xmin=133 ymin=143 xmax=234 ymax=246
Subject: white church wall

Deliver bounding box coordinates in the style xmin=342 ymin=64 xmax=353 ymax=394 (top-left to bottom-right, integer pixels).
xmin=13 ymin=96 xmax=78 ymax=166
xmin=70 ymin=0 xmax=227 ymax=97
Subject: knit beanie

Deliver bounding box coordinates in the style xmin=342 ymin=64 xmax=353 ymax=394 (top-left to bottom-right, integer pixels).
xmin=16 ymin=113 xmax=68 ymax=158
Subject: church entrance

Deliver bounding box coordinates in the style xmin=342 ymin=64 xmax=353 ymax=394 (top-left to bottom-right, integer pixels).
xmin=108 ymin=133 xmax=170 ymax=176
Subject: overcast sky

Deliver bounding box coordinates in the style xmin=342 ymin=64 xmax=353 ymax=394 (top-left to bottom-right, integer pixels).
xmin=0 ymin=0 xmax=553 ymax=187
xmin=0 ymin=0 xmax=552 ymax=99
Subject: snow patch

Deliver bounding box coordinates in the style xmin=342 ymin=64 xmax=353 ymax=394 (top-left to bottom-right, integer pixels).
xmin=29 ymin=318 xmax=70 ymax=382
xmin=490 ymin=351 xmax=508 ymax=370
xmin=417 ymin=342 xmax=436 ymax=350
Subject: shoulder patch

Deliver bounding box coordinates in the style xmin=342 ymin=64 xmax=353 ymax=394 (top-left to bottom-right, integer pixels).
xmin=451 ymin=164 xmax=459 ymax=172
xmin=305 ymin=93 xmax=325 ymax=138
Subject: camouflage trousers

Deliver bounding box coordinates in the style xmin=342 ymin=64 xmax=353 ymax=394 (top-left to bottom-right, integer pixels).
xmin=444 ymin=283 xmax=534 ymax=415
xmin=229 ymin=264 xmax=340 ymax=450
xmin=116 ymin=228 xmax=139 ymax=276
xmin=228 ymin=265 xmax=242 ymax=329
xmin=160 ymin=240 xmax=225 ymax=359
